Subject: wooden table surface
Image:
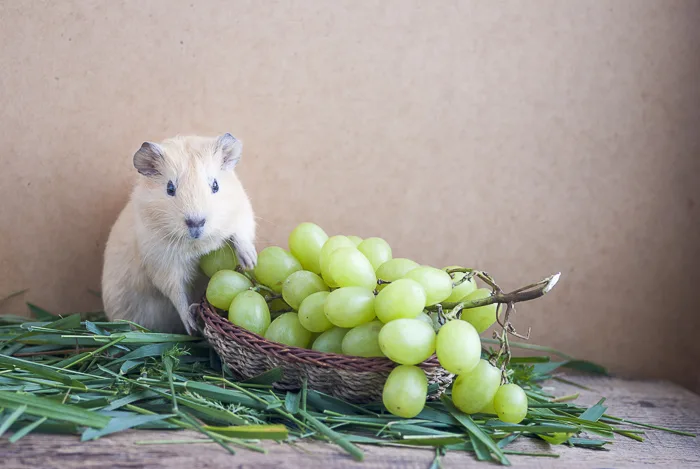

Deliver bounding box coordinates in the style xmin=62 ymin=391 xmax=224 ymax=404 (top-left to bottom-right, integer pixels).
xmin=1 ymin=375 xmax=698 ymax=469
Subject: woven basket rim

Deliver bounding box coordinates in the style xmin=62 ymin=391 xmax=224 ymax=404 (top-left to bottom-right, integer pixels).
xmin=197 ymin=298 xmax=443 ymax=373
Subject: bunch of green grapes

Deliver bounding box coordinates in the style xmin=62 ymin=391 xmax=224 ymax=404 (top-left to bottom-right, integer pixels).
xmin=199 ymin=222 xmax=528 ymax=423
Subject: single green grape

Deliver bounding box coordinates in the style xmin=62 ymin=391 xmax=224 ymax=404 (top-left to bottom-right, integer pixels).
xmin=375 ymin=258 xmax=419 ymax=291
xmin=435 ymin=320 xmax=481 ymax=374
xmin=382 ymin=365 xmax=428 ymax=418
xmin=282 ymin=270 xmax=329 ymax=310
xmin=443 ymin=266 xmax=478 ymax=302
xmin=205 ymin=270 xmax=253 ymax=310
xmin=228 ymin=290 xmax=271 ymax=336
xmin=460 ymin=288 xmax=498 ymax=333
xmin=253 ymin=246 xmax=302 ymax=293
xmin=378 ymin=318 xmax=436 ymax=365
xmin=375 ymin=278 xmax=426 ymax=323
xmin=328 ymin=247 xmax=377 ymax=289
xmin=263 ymin=312 xmax=312 ymax=348
xmin=288 ymin=222 xmax=328 ymax=274
xmin=404 ymin=266 xmax=453 ymax=306
xmin=324 ymin=287 xmax=376 ymax=328
xmin=451 ymin=359 xmax=501 ymax=414
xmin=341 ymin=320 xmax=385 ymax=357
xmin=357 ymin=237 xmax=392 ymax=271
xmin=311 ymin=327 xmax=349 ymax=354
xmin=298 ymin=291 xmax=333 ymax=332
xmin=493 ymin=383 xmax=528 ymax=424
xmin=200 ymin=243 xmax=238 ymax=277
xmin=319 ymin=235 xmax=356 ymax=287
xmin=348 ymin=235 xmax=363 ymax=246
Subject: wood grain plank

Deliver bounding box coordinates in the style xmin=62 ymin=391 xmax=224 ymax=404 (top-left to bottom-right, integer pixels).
xmin=0 ymin=375 xmax=698 ymax=469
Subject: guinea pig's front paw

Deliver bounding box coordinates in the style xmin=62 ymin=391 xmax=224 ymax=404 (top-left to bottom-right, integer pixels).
xmin=234 ymin=240 xmax=258 ymax=271
xmin=184 ymin=304 xmax=201 ymax=336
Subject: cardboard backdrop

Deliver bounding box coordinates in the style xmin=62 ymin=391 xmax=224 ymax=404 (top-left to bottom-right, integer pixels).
xmin=1 ymin=1 xmax=699 ymax=391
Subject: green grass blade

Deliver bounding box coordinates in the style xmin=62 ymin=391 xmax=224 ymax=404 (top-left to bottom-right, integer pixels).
xmin=8 ymin=416 xmax=47 ymax=442
xmin=441 ymin=396 xmax=510 ymax=466
xmin=579 ymin=398 xmax=607 ymax=422
xmin=299 ymin=409 xmax=364 ymax=461
xmin=240 ymin=367 xmax=283 ymax=385
xmin=0 ymin=354 xmax=87 ymax=389
xmin=0 ymin=404 xmax=27 ymax=437
xmin=0 ymin=391 xmax=111 ymax=428
xmin=26 ymin=303 xmax=56 ymax=321
xmin=306 ymin=389 xmax=377 ymax=416
xmin=285 ymin=391 xmax=301 ymax=414
xmin=81 ymin=414 xmax=174 ymax=441
xmin=204 ymin=424 xmax=289 ymax=440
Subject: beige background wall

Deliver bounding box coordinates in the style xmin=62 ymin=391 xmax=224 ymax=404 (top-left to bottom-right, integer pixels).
xmin=1 ymin=1 xmax=699 ymax=391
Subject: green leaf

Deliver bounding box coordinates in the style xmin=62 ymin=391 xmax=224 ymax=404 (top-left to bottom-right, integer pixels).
xmin=103 ymin=391 xmax=159 ymax=411
xmin=0 ymin=404 xmax=27 ymax=437
xmin=204 ymin=424 xmax=289 ymax=440
xmin=469 ymin=432 xmax=492 ymax=461
xmin=568 ymin=437 xmax=611 ymax=448
xmin=26 ymin=303 xmax=56 ymax=321
xmin=509 ymin=356 xmax=551 ymax=364
xmin=0 ymin=354 xmax=87 ymax=389
xmin=114 ymin=343 xmax=183 ymax=363
xmin=84 ymin=321 xmax=108 ymax=336
xmin=8 ymin=416 xmax=47 ymax=442
xmin=81 ymin=413 xmax=174 ymax=441
xmin=240 ymin=367 xmax=283 ymax=385
xmin=0 ymin=390 xmax=111 ymax=428
xmin=284 ymin=391 xmax=301 ymax=414
xmin=533 ymin=360 xmax=608 ymax=376
xmin=306 ymin=389 xmax=377 ymax=416
xmin=441 ymin=396 xmax=510 ymax=466
xmin=299 ymin=409 xmax=364 ymax=461
xmin=579 ymin=398 xmax=607 ymax=422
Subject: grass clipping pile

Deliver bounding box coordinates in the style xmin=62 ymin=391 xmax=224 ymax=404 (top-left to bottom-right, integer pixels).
xmin=0 ymin=224 xmax=695 ymax=465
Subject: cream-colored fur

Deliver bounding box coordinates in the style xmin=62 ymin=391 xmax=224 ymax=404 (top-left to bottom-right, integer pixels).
xmin=101 ymin=134 xmax=256 ymax=335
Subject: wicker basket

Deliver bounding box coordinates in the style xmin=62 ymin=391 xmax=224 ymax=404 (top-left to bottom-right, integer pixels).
xmin=197 ymin=299 xmax=454 ymax=404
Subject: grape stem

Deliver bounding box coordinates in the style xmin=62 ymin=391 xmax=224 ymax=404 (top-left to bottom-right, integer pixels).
xmin=431 ymin=271 xmax=561 ymax=314
xmin=436 ymin=270 xmax=561 ymax=384
xmin=235 ymin=266 xmax=280 ymax=301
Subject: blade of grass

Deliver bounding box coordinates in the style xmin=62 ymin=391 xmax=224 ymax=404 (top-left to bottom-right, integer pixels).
xmin=203 ymin=424 xmax=288 ymax=440
xmin=26 ymin=303 xmax=56 ymax=321
xmin=81 ymin=413 xmax=174 ymax=441
xmin=0 ymin=390 xmax=110 ymax=428
xmin=60 ymin=336 xmax=126 ymax=369
xmin=579 ymin=398 xmax=607 ymax=422
xmin=441 ymin=396 xmax=510 ymax=466
xmin=0 ymin=354 xmax=87 ymax=389
xmin=240 ymin=367 xmax=283 ymax=385
xmin=0 ymin=404 xmax=27 ymax=438
xmin=299 ymin=409 xmax=364 ymax=461
xmin=8 ymin=416 xmax=47 ymax=442
xmin=162 ymin=355 xmax=178 ymax=412
xmin=177 ymin=410 xmax=236 ymax=455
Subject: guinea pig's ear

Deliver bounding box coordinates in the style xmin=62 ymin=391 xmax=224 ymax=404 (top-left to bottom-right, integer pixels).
xmin=133 ymin=142 xmax=164 ymax=177
xmin=216 ymin=133 xmax=243 ymax=171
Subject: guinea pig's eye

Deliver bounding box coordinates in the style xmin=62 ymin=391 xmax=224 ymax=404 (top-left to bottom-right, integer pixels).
xmin=166 ymin=180 xmax=176 ymax=196
xmin=211 ymin=179 xmax=219 ymax=194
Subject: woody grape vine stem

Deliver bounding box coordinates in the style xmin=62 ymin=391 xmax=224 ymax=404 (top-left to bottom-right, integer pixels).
xmin=433 ymin=269 xmax=561 ymax=382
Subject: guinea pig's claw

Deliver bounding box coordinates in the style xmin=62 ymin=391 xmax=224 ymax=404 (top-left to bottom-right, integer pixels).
xmin=185 ymin=303 xmax=200 ymax=336
xmin=234 ymin=242 xmax=258 ymax=271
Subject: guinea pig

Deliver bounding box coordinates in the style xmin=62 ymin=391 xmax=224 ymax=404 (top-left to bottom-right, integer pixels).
xmin=101 ymin=133 xmax=257 ymax=335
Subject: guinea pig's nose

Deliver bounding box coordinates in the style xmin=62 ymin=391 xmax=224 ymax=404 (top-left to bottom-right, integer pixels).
xmin=185 ymin=217 xmax=206 ymax=239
